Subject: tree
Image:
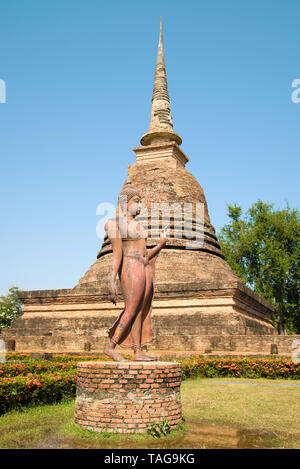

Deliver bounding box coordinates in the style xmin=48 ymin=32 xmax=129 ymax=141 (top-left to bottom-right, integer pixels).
xmin=218 ymin=201 xmax=300 ymax=335
xmin=0 ymin=287 xmax=23 ymax=332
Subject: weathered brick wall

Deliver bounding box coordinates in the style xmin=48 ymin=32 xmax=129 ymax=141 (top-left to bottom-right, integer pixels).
xmin=1 ymin=281 xmax=276 ymax=355
xmin=3 ymin=305 xmax=299 ymax=358
xmin=1 ymin=309 xmax=275 ymax=353
xmin=2 ymin=304 xmax=299 ymax=357
xmin=153 ymin=334 xmax=300 ymax=359
xmin=74 ymin=361 xmax=182 ymax=433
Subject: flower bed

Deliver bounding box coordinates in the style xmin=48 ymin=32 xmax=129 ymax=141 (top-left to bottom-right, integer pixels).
xmin=5 ymin=353 xmax=110 ymax=362
xmin=0 ymin=360 xmax=78 ymax=378
xmin=0 ymin=371 xmax=76 ymax=414
xmin=1 ymin=355 xmax=299 ymax=415
xmin=180 ymin=357 xmax=300 ymax=380
xmin=5 ymin=353 xmax=31 ymax=361
xmin=0 ymin=354 xmax=114 ymax=414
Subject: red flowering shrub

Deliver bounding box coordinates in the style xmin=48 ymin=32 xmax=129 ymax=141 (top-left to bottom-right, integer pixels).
xmin=0 ymin=360 xmax=79 ymax=378
xmin=5 ymin=353 xmax=111 ymax=363
xmin=0 ymin=354 xmax=111 ymax=414
xmin=180 ymin=357 xmax=300 ymax=380
xmin=1 ymin=353 xmax=299 ymax=415
xmin=48 ymin=355 xmax=111 ymax=363
xmin=0 ymin=371 xmax=76 ymax=414
xmin=6 ymin=353 xmax=31 ymax=361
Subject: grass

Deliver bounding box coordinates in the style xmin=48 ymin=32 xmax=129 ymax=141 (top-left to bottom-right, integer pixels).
xmin=0 ymin=398 xmax=73 ymax=449
xmin=181 ymin=377 xmax=300 ymax=448
xmin=0 ymin=399 xmax=187 ymax=449
xmin=0 ymin=377 xmax=299 ymax=449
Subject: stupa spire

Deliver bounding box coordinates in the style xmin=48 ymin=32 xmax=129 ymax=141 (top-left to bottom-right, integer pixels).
xmin=140 ymin=17 xmax=182 ymax=147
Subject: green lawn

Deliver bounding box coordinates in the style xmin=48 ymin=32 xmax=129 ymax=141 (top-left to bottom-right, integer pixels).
xmin=0 ymin=377 xmax=299 ymax=449
xmin=181 ymin=377 xmax=300 ymax=449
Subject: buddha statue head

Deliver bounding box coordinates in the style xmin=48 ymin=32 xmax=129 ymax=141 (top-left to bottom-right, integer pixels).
xmin=118 ymin=176 xmax=142 ymax=217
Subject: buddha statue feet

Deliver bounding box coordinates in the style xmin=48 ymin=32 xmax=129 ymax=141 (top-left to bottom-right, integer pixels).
xmin=103 ymin=347 xmax=126 ymax=362
xmin=134 ymin=352 xmax=158 ymax=361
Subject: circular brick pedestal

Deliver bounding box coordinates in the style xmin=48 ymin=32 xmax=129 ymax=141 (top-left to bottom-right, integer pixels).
xmin=74 ymin=361 xmax=182 ymax=433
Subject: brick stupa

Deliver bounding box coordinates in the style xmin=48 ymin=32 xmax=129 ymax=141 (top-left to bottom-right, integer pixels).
xmin=5 ymin=19 xmax=291 ymax=359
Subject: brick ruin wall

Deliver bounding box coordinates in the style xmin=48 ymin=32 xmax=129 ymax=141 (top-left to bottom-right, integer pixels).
xmin=1 ymin=302 xmax=299 ymax=359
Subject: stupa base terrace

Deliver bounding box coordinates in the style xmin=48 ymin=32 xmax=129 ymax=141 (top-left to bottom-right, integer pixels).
xmin=3 ymin=279 xmax=297 ymax=359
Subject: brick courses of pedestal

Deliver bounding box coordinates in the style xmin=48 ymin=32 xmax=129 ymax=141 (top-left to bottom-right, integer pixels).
xmin=74 ymin=361 xmax=182 ymax=434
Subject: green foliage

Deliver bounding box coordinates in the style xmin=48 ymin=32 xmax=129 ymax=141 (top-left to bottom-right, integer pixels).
xmin=0 ymin=287 xmax=23 ymax=331
xmin=1 ymin=354 xmax=300 ymax=415
xmin=0 ymin=371 xmax=76 ymax=414
xmin=5 ymin=353 xmax=111 ymax=363
xmin=180 ymin=356 xmax=300 ymax=380
xmin=0 ymin=360 xmax=78 ymax=377
xmin=147 ymin=419 xmax=171 ymax=438
xmin=218 ymin=201 xmax=300 ymax=334
xmin=6 ymin=353 xmax=31 ymax=361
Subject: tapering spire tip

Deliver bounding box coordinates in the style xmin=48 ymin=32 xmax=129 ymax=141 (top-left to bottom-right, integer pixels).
xmin=140 ymin=18 xmax=182 ymax=147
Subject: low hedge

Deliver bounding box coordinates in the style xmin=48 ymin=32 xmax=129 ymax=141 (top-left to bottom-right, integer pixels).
xmin=5 ymin=353 xmax=110 ymax=362
xmin=180 ymin=357 xmax=300 ymax=380
xmin=0 ymin=360 xmax=78 ymax=378
xmin=0 ymin=371 xmax=76 ymax=414
xmin=39 ymin=354 xmax=112 ymax=363
xmin=1 ymin=356 xmax=299 ymax=415
xmin=5 ymin=353 xmax=31 ymax=361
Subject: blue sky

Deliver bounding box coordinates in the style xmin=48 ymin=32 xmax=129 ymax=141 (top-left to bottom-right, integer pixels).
xmin=0 ymin=0 xmax=299 ymax=295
